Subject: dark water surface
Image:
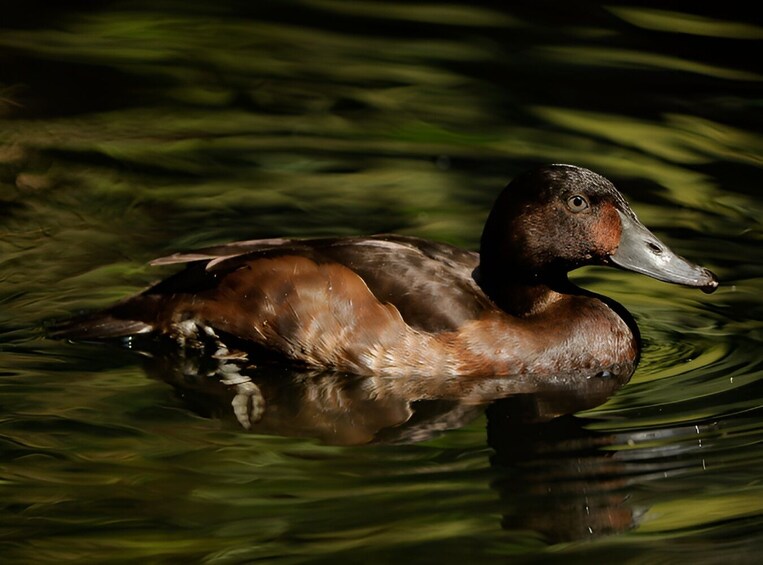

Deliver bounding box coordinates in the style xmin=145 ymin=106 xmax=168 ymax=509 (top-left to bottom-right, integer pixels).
xmin=1 ymin=2 xmax=762 ymax=563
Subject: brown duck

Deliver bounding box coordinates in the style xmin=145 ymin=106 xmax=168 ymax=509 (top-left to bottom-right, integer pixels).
xmin=51 ymin=165 xmax=718 ymax=378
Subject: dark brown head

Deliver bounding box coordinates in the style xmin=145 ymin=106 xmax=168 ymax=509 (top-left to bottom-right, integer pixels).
xmin=480 ymin=164 xmax=718 ymax=293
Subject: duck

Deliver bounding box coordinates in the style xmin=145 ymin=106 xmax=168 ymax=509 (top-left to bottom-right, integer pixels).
xmin=51 ymin=164 xmax=718 ymax=378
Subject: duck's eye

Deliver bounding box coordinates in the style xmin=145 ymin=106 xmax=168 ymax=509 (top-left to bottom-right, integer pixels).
xmin=567 ymin=194 xmax=590 ymax=212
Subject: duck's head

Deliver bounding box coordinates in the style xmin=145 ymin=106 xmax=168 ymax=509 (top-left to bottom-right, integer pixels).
xmin=480 ymin=164 xmax=718 ymax=294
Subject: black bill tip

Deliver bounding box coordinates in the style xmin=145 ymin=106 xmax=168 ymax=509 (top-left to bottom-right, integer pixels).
xmin=699 ymin=269 xmax=719 ymax=294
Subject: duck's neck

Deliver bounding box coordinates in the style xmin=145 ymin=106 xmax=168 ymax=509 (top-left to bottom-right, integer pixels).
xmin=477 ymin=267 xmax=577 ymax=317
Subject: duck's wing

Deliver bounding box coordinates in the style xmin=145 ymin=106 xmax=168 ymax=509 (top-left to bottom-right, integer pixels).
xmin=152 ymin=234 xmax=491 ymax=333
xmin=318 ymin=235 xmax=491 ymax=332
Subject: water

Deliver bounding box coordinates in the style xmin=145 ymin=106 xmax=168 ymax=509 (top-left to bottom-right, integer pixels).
xmin=1 ymin=2 xmax=761 ymax=563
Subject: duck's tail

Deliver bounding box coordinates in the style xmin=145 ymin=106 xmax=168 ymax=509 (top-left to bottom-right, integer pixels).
xmin=47 ymin=310 xmax=154 ymax=341
xmin=46 ymin=293 xmax=165 ymax=341
xmin=48 ymin=315 xmax=154 ymax=341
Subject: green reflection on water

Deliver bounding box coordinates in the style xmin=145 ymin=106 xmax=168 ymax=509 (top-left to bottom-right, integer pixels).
xmin=304 ymin=0 xmax=520 ymax=27
xmin=609 ymin=7 xmax=763 ymax=39
xmin=538 ymin=45 xmax=762 ymax=81
xmin=640 ymin=491 xmax=763 ymax=533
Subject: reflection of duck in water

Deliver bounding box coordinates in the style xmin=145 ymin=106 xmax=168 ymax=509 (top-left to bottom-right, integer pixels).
xmin=144 ymin=349 xmax=627 ymax=443
xmin=140 ymin=349 xmax=724 ymax=544
xmin=488 ymin=397 xmax=642 ymax=543
xmin=145 ymin=355 xmax=648 ymax=542
xmin=51 ymin=164 xmax=717 ymax=379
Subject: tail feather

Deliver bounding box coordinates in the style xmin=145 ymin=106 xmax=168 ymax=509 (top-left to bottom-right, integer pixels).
xmin=47 ymin=312 xmax=154 ymax=341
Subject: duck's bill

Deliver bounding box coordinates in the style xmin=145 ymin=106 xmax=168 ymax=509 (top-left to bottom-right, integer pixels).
xmin=611 ymin=210 xmax=719 ymax=294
